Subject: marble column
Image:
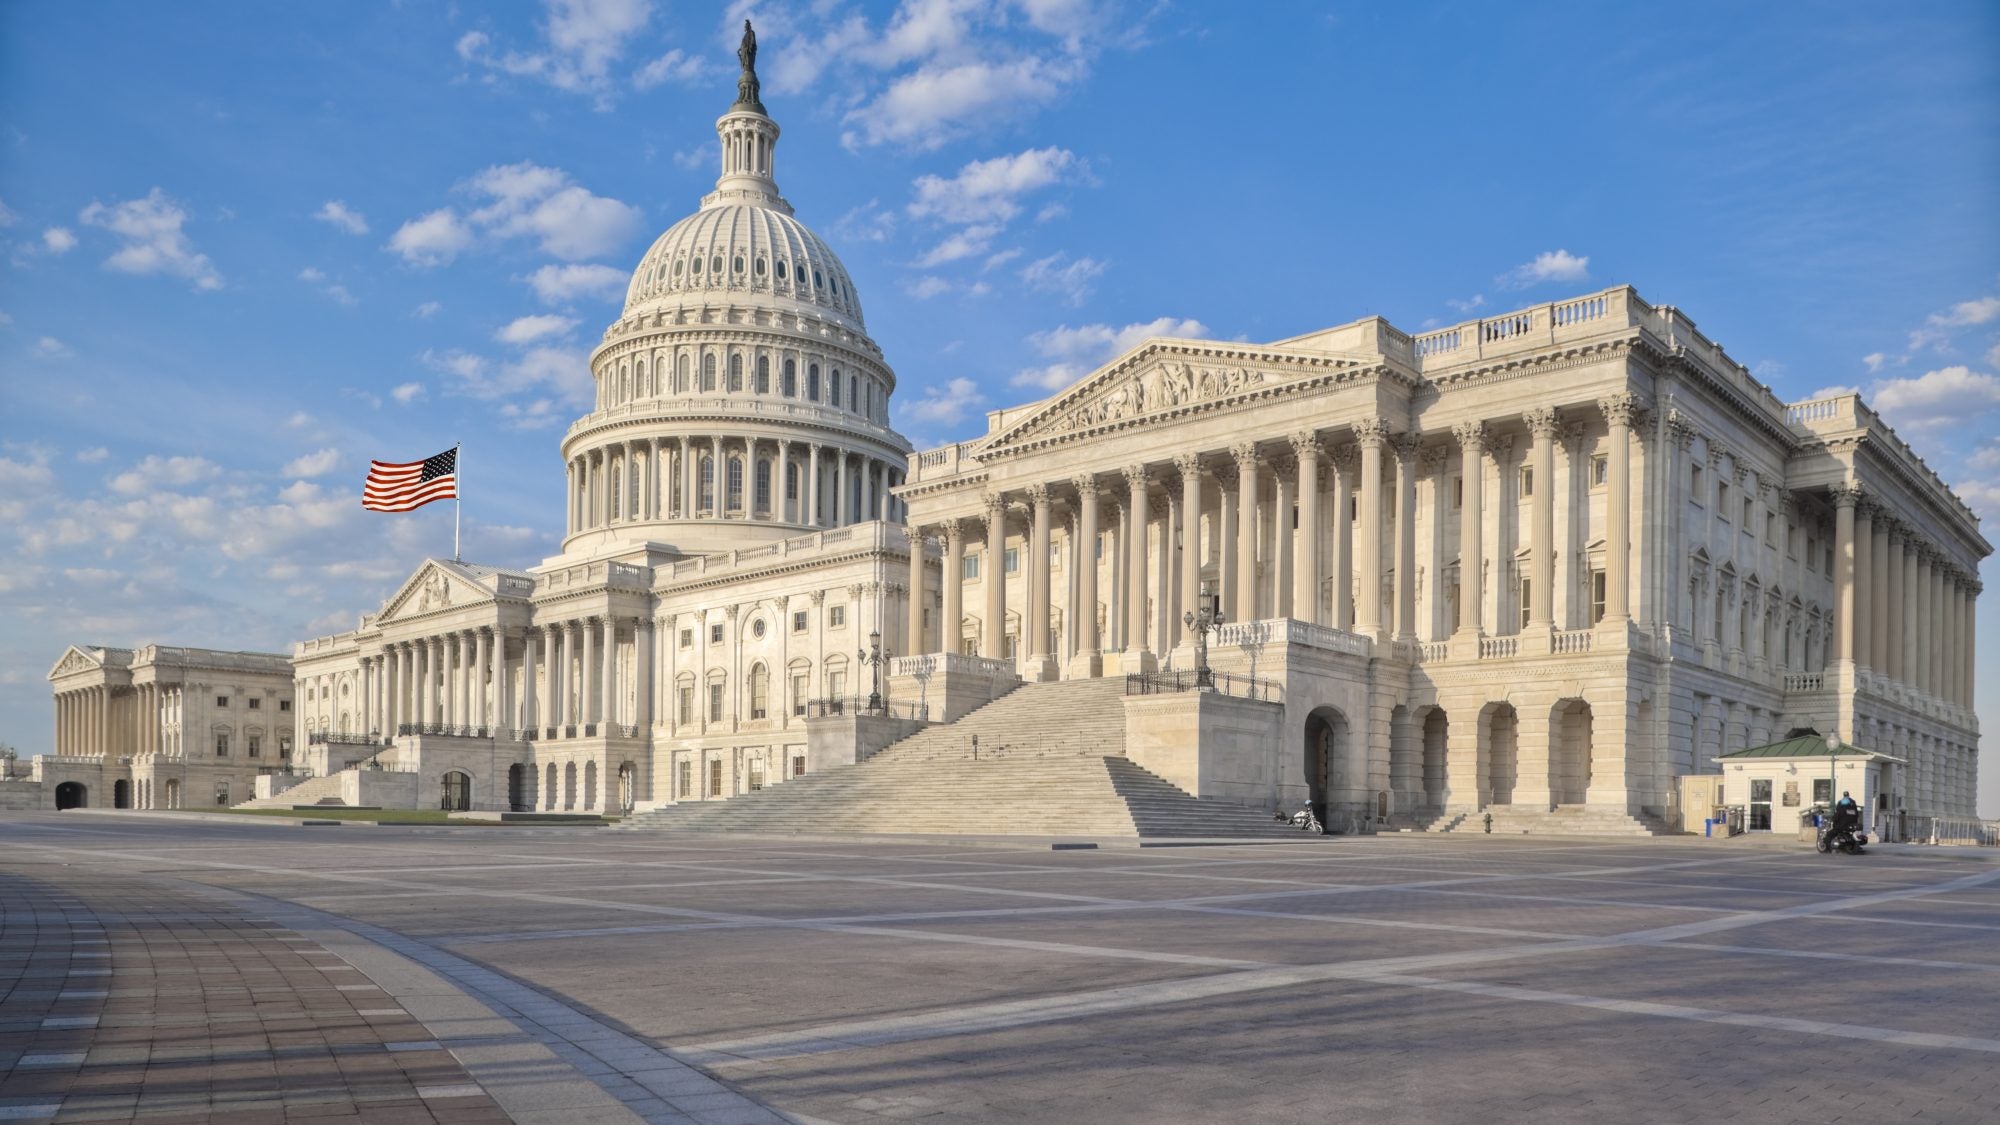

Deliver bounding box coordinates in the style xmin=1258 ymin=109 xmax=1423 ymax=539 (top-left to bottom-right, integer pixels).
xmin=581 ymin=617 xmax=598 ymax=727
xmin=601 ymin=616 xmax=618 ymax=730
xmin=1600 ymin=394 xmax=1639 ymax=622
xmin=634 ymin=618 xmax=653 ymax=729
xmin=808 ymin=444 xmax=821 ymax=526
xmin=1272 ymin=457 xmax=1295 ymax=620
xmin=907 ymin=527 xmax=928 ymax=657
xmin=1393 ymin=434 xmax=1419 ymax=638
xmin=1176 ymin=455 xmax=1204 ymax=644
xmin=943 ymin=519 xmax=966 ymax=657
xmin=1870 ymin=515 xmax=1891 ymax=672
xmin=1332 ymin=447 xmax=1354 ymax=630
xmin=1218 ymin=471 xmax=1239 ymax=624
xmin=522 ymin=628 xmax=540 ymax=733
xmin=1887 ymin=531 xmax=1908 ymax=682
xmin=1028 ymin=485 xmax=1055 ymax=679
xmin=1126 ymin=466 xmax=1152 ymax=664
xmin=1454 ymin=421 xmax=1486 ymax=635
xmin=1853 ymin=499 xmax=1873 ymax=669
xmin=982 ymin=495 xmax=1007 ymax=661
xmin=1233 ymin=445 xmax=1260 ymax=623
xmin=1526 ymin=408 xmax=1558 ymax=629
xmin=1356 ymin=421 xmax=1388 ymax=636
xmin=1912 ymin=548 xmax=1932 ymax=693
xmin=1072 ymin=479 xmax=1101 ymax=675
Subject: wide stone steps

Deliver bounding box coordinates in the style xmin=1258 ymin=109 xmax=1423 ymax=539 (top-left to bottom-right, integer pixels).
xmin=616 ymin=678 xmax=1300 ymax=839
xmin=236 ymin=772 xmax=347 ymax=810
xmin=1440 ymin=806 xmax=1666 ymax=837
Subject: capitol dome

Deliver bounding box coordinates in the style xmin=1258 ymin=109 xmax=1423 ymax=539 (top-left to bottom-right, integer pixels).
xmin=557 ymin=26 xmax=911 ymax=563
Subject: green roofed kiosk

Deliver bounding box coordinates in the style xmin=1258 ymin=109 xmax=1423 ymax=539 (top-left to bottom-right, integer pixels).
xmin=1714 ymin=733 xmax=1904 ymax=837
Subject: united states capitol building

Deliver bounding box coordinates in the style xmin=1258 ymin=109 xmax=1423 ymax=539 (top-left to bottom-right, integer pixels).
xmin=27 ymin=41 xmax=1987 ymax=834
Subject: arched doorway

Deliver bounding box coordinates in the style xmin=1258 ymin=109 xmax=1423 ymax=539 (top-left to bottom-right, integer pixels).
xmin=1422 ymin=708 xmax=1449 ymax=809
xmin=563 ymin=762 xmax=577 ymax=810
xmin=113 ymin=779 xmax=131 ymax=809
xmin=1482 ymin=702 xmax=1519 ymax=807
xmin=1302 ymin=706 xmax=1348 ymax=829
xmin=163 ymin=778 xmax=180 ymax=809
xmin=440 ymin=771 xmax=472 ymax=811
xmin=544 ymin=762 xmax=558 ymax=810
xmin=508 ymin=764 xmax=530 ymax=812
xmin=616 ymin=761 xmax=637 ymax=813
xmin=583 ymin=761 xmax=599 ymax=810
xmin=1551 ymin=700 xmax=1594 ymax=805
xmin=55 ymin=782 xmax=88 ymax=810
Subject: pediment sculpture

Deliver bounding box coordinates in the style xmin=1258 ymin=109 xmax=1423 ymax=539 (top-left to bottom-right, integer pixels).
xmin=1033 ymin=360 xmax=1270 ymax=441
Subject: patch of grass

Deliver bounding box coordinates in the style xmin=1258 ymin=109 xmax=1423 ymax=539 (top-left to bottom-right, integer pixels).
xmin=191 ymin=808 xmax=613 ymax=826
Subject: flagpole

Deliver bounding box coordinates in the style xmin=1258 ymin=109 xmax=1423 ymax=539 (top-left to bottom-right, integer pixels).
xmin=454 ymin=442 xmax=462 ymax=562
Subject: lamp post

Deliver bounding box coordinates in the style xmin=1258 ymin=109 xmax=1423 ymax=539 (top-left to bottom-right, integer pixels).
xmin=859 ymin=629 xmax=889 ymax=714
xmin=1825 ymin=731 xmax=1841 ymax=821
xmin=1181 ymin=585 xmax=1225 ymax=690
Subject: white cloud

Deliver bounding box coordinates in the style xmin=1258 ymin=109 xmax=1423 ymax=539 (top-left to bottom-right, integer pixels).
xmin=844 ymin=56 xmax=1078 ymax=149
xmin=457 ymin=0 xmax=657 ymax=107
xmin=1018 ymin=252 xmax=1105 ymax=304
xmin=525 ymin=262 xmax=627 ymax=303
xmin=31 ymin=336 xmax=71 ymax=359
xmin=108 ymin=455 xmax=221 ymax=496
xmin=500 ymin=398 xmax=566 ymax=430
xmin=900 ymin=376 xmax=985 ymax=426
xmin=0 ymin=197 xmax=14 ymax=226
xmin=671 ymin=142 xmax=715 ymax=171
xmin=77 ymin=188 xmax=222 ymax=291
xmin=1862 ymin=352 xmax=1892 ymax=374
xmin=467 ymin=162 xmax=643 ymax=260
xmin=1908 ymin=294 xmax=2000 ymax=352
xmin=1867 ymin=365 xmax=2000 ymax=430
xmin=41 ymin=227 xmax=76 ymax=254
xmin=833 ymin=201 xmax=897 ymax=243
xmin=313 ymin=200 xmax=369 ymax=235
xmin=286 ymin=411 xmax=313 ymax=428
xmin=495 ymin=313 xmax=578 ymax=344
xmin=1497 ymin=249 xmax=1590 ymax=289
xmin=1988 ymin=343 xmax=2000 ymax=370
xmin=905 ymin=276 xmax=953 ymax=299
xmin=1805 ymin=385 xmax=1860 ymax=399
xmin=1013 ymin=316 xmax=1207 ymax=389
xmin=982 ymin=248 xmax=1022 ymax=271
xmin=414 ymin=300 xmax=444 ymax=319
xmin=387 ymin=208 xmax=475 ymax=267
xmin=916 ymin=224 xmax=999 ymax=267
xmin=75 ymin=447 xmax=109 ymax=464
xmin=634 ymin=47 xmax=708 ymax=89
xmin=298 ymin=267 xmax=357 ymax=305
xmin=1447 ymin=294 xmax=1485 ymax=314
xmin=908 ymin=147 xmax=1078 ymax=224
xmin=281 ymin=448 xmax=341 ymax=478
xmin=424 ymin=345 xmax=590 ymax=407
xmin=391 ymin=382 xmax=427 ymax=405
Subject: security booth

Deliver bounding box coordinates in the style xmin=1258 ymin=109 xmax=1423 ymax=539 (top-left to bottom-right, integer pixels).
xmin=1714 ymin=734 xmax=1902 ymax=837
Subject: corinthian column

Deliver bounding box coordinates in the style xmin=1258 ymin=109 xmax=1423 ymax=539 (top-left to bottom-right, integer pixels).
xmin=1027 ymin=484 xmax=1056 ymax=680
xmin=1598 ymin=393 xmax=1640 ymax=623
xmin=1832 ymin=486 xmax=1859 ymax=665
xmin=1287 ymin=436 xmax=1320 ymax=625
xmin=1525 ymin=407 xmax=1558 ymax=629
xmin=1071 ymin=479 xmax=1102 ymax=676
xmin=1393 ymin=433 xmax=1419 ymax=638
xmin=906 ymin=526 xmax=928 ymax=658
xmin=1233 ymin=445 xmax=1260 ymax=623
xmin=1454 ymin=421 xmax=1486 ymax=636
xmin=1355 ymin=420 xmax=1388 ymax=637
xmin=1853 ymin=499 xmax=1874 ymax=671
xmin=943 ymin=519 xmax=966 ymax=657
xmin=1175 ymin=455 xmax=1204 ymax=643
xmin=1125 ymin=466 xmax=1153 ymax=668
xmin=981 ymin=494 xmax=1007 ymax=661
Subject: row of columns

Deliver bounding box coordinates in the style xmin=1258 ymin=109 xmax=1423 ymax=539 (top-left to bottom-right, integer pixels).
xmin=566 ymin=436 xmax=902 ymax=533
xmin=53 ymin=685 xmax=114 ymax=758
xmin=360 ymin=618 xmax=657 ymax=738
xmin=910 ymin=400 xmax=1643 ymax=672
xmin=1830 ymin=488 xmax=1979 ymax=709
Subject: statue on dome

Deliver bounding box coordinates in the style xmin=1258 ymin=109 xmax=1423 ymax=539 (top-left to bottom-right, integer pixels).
xmin=734 ymin=19 xmax=764 ymax=111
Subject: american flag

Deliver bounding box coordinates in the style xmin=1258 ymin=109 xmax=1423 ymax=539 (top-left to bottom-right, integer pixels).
xmin=362 ymin=447 xmax=458 ymax=512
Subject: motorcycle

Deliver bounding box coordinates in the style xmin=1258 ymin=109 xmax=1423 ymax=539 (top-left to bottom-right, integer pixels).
xmin=1277 ymin=805 xmax=1323 ymax=834
xmin=1815 ymin=819 xmax=1869 ymax=855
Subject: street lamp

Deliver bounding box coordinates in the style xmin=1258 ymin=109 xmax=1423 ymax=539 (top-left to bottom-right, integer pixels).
xmin=1181 ymin=585 xmax=1225 ymax=690
xmin=859 ymin=629 xmax=889 ymax=714
xmin=1825 ymin=730 xmax=1842 ymax=818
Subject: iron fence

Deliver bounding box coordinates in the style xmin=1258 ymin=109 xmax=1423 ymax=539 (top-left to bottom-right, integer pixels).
xmin=805 ymin=697 xmax=931 ymax=720
xmin=1124 ymin=670 xmax=1280 ymax=702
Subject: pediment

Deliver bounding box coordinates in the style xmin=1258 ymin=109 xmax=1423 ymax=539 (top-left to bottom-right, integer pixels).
xmin=378 ymin=560 xmax=498 ymax=622
xmin=47 ymin=646 xmax=102 ymax=680
xmin=981 ymin=340 xmax=1362 ymax=454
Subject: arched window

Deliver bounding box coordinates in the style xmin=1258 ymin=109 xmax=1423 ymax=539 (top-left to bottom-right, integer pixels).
xmin=749 ymin=663 xmax=769 ymax=720
xmin=727 ymin=456 xmax=744 ymax=512
xmin=863 ymin=380 xmax=872 ymax=418
xmin=807 ymin=363 xmax=821 ymax=401
xmin=702 ymin=353 xmax=717 ymax=392
xmin=785 ymin=461 xmax=799 ymax=505
xmin=636 ymin=358 xmax=648 ymax=395
xmin=755 ymin=355 xmax=770 ymax=394
xmin=829 ymin=369 xmax=841 ymax=407
xmin=728 ymin=353 xmax=744 ymax=392
xmin=677 ymin=353 xmax=691 ymax=393
xmin=849 ymin=373 xmax=858 ymax=410
xmin=699 ymin=455 xmax=715 ymax=511
xmin=609 ymin=463 xmax=623 ymax=520
xmin=782 ymin=358 xmax=797 ymax=397
xmin=755 ymin=460 xmax=771 ymax=513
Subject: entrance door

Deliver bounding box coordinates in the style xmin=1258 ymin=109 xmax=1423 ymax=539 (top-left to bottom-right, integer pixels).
xmin=1749 ymin=778 xmax=1773 ymax=831
xmin=55 ymin=782 xmax=87 ymax=810
xmin=113 ymin=779 xmax=131 ymax=809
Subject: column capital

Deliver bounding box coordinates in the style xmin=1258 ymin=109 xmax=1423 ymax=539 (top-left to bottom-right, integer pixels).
xmin=1830 ymin=483 xmax=1863 ymax=509
xmin=1598 ymin=391 xmax=1646 ymax=428
xmin=1664 ymin=408 xmax=1697 ymax=450
xmin=980 ymin=491 xmax=1006 ymax=518
xmin=1328 ymin=443 xmax=1359 ymax=475
xmin=941 ymin=516 xmax=965 ymax=545
xmin=1267 ymin=452 xmax=1296 ymax=479
xmin=1417 ymin=444 xmax=1448 ymax=474
xmin=1228 ymin=443 xmax=1260 ymax=469
xmin=1523 ymin=406 xmax=1561 ymax=439
xmin=1024 ymin=482 xmax=1051 ymax=506
xmin=1287 ymin=431 xmax=1322 ymax=462
xmin=1390 ymin=432 xmax=1422 ymax=463
xmin=1121 ymin=463 xmax=1150 ymax=490
xmin=1452 ymin=420 xmax=1487 ymax=451
xmin=1171 ymin=451 xmax=1204 ymax=477
xmin=1353 ymin=417 xmax=1391 ymax=448
xmin=1069 ymin=472 xmax=1100 ymax=498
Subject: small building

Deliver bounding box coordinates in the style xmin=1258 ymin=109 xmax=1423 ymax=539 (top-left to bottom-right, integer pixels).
xmin=1713 ymin=733 xmax=1902 ymax=836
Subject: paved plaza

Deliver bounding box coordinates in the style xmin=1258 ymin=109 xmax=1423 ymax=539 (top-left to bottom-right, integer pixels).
xmin=3 ymin=816 xmax=1999 ymax=1123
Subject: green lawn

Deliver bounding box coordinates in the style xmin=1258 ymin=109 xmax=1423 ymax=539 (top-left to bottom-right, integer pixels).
xmin=192 ymin=808 xmax=617 ymax=826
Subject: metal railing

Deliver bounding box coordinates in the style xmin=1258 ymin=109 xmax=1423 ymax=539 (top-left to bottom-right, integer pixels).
xmin=1124 ymin=670 xmax=1280 ymax=702
xmin=1878 ymin=814 xmax=2000 ymax=846
xmin=396 ymin=723 xmax=535 ymax=741
xmin=308 ymin=731 xmax=387 ymax=747
xmin=805 ymin=697 xmax=930 ymax=720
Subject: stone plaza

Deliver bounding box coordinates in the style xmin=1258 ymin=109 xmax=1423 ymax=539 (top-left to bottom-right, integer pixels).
xmin=5 ymin=813 xmax=2000 ymax=1123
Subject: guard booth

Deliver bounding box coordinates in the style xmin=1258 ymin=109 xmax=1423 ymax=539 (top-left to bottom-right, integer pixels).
xmin=1714 ymin=733 xmax=1902 ymax=837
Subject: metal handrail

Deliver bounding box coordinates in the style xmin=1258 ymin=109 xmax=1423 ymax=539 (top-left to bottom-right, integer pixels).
xmin=1124 ymin=670 xmax=1280 ymax=702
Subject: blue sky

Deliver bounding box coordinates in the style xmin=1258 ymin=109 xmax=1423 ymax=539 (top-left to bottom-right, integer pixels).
xmin=2 ymin=1 xmax=1997 ymax=810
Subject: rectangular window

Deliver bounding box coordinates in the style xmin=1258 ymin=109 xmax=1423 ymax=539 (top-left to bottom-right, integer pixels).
xmin=215 ymin=735 xmax=229 ymax=757
xmin=1519 ymin=579 xmax=1532 ymax=630
xmin=248 ymin=736 xmax=261 ymax=758
xmin=216 ymin=695 xmax=230 ymax=708
xmin=678 ymin=686 xmax=694 ymax=724
xmin=828 ymin=671 xmax=846 ymax=698
xmin=708 ymin=758 xmax=723 ymax=797
xmin=279 ymin=700 xmax=291 ymax=712
xmin=830 ymin=605 xmax=846 ymax=627
xmin=1005 ymin=547 xmax=1020 ymax=574
xmin=279 ymin=737 xmax=292 ymax=760
xmin=1813 ymin=778 xmax=1833 ymax=805
xmin=678 ymin=760 xmax=692 ymax=798
xmin=708 ymin=683 xmax=724 ymax=722
xmin=1519 ymin=467 xmax=1533 ymax=497
xmin=1591 ymin=570 xmax=1608 ymax=624
xmin=791 ymin=674 xmax=808 ymax=716
xmin=748 ymin=759 xmax=765 ymax=791
xmin=1451 ymin=477 xmax=1463 ymax=510
xmin=710 ymin=623 xmax=724 ymax=644
xmin=963 ymin=554 xmax=981 ymax=579
xmin=1691 ymin=464 xmax=1704 ymax=500
xmin=215 ymin=781 xmax=230 ymax=807
xmin=750 ymin=674 xmax=768 ymax=720
xmin=1742 ymin=497 xmax=1754 ymax=525
xmin=1766 ymin=513 xmax=1778 ymax=545
xmin=792 ymin=610 xmax=808 ymax=633
xmin=792 ymin=754 xmax=806 ymax=778
xmin=248 ymin=698 xmax=261 ymax=710
xmin=1718 ymin=481 xmax=1731 ymax=519
xmin=680 ymin=628 xmax=693 ymax=649
xmin=1591 ymin=455 xmax=1609 ymax=487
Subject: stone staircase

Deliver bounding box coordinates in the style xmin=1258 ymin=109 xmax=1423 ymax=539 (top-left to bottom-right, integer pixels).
xmin=616 ymin=678 xmax=1303 ymax=839
xmin=1438 ymin=804 xmax=1668 ymax=837
xmin=236 ymin=772 xmax=347 ymax=810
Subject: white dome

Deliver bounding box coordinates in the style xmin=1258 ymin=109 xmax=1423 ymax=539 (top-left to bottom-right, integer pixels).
xmin=623 ymin=203 xmax=866 ymax=329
